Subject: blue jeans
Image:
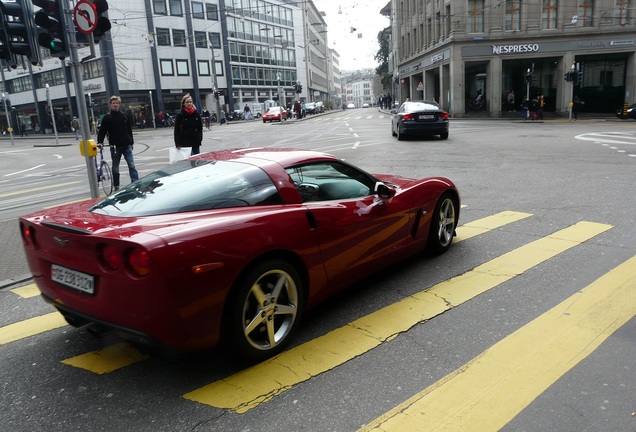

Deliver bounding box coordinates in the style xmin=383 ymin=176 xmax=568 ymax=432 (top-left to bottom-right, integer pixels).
xmin=110 ymin=145 xmax=139 ymax=187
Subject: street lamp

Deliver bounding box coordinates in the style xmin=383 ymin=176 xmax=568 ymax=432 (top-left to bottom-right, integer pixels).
xmin=1 ymin=93 xmax=14 ymax=146
xmin=45 ymin=84 xmax=59 ymax=146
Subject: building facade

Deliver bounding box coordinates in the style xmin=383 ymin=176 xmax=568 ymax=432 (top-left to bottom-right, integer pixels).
xmin=389 ymin=0 xmax=636 ymax=117
xmin=0 ymin=0 xmax=337 ymax=134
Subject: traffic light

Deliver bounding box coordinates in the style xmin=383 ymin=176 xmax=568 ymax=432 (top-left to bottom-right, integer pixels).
xmin=92 ymin=0 xmax=111 ymax=44
xmin=33 ymin=0 xmax=69 ymax=59
xmin=564 ymin=71 xmax=573 ymax=82
xmin=575 ymin=69 xmax=583 ymax=85
xmin=295 ymin=83 xmax=302 ymax=94
xmin=523 ymin=73 xmax=531 ymax=84
xmin=214 ymin=91 xmax=219 ymax=100
xmin=0 ymin=0 xmax=40 ymax=67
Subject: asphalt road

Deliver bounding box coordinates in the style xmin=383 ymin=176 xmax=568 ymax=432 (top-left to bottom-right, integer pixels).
xmin=1 ymin=110 xmax=636 ymax=431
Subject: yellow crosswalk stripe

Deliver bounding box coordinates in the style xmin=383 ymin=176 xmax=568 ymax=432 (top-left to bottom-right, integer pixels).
xmin=0 ymin=312 xmax=67 ymax=345
xmin=455 ymin=211 xmax=532 ymax=242
xmin=360 ymin=253 xmax=636 ymax=431
xmin=10 ymin=284 xmax=41 ymax=299
xmin=61 ymin=343 xmax=150 ymax=374
xmin=183 ymin=221 xmax=611 ymax=413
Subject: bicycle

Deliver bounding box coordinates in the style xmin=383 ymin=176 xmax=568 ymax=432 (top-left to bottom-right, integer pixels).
xmin=95 ymin=144 xmax=113 ymax=195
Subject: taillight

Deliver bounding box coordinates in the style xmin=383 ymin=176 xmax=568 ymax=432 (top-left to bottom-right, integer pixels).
xmin=99 ymin=244 xmax=122 ymax=271
xmin=127 ymin=248 xmax=150 ymax=277
xmin=402 ymin=113 xmax=414 ymax=121
xmin=21 ymin=223 xmax=37 ymax=247
xmin=439 ymin=111 xmax=449 ymax=120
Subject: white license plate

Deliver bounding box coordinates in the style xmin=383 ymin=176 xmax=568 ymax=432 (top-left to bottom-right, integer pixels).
xmin=51 ymin=264 xmax=95 ymax=294
xmin=419 ymin=114 xmax=434 ymax=120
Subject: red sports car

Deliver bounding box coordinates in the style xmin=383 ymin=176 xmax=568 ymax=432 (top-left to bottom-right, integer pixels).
xmin=262 ymin=106 xmax=287 ymax=122
xmin=20 ymin=148 xmax=460 ymax=361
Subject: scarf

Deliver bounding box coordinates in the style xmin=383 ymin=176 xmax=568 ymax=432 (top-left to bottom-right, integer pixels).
xmin=184 ymin=106 xmax=196 ymax=115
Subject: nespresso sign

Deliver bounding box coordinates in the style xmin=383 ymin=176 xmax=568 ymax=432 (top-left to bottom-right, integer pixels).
xmin=492 ymin=43 xmax=539 ymax=54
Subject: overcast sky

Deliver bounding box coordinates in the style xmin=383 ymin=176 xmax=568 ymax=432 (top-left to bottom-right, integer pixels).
xmin=312 ymin=0 xmax=390 ymax=72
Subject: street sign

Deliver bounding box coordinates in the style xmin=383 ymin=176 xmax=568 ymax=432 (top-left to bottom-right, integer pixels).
xmin=73 ymin=0 xmax=98 ymax=34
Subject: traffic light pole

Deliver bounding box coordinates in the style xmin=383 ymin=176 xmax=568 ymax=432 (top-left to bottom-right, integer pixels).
xmin=2 ymin=92 xmax=14 ymax=146
xmin=61 ymin=0 xmax=99 ymax=198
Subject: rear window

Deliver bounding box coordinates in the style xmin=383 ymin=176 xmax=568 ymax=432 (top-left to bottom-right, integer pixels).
xmin=90 ymin=160 xmax=282 ymax=217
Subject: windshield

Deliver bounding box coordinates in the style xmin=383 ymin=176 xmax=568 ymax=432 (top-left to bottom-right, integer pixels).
xmin=90 ymin=160 xmax=282 ymax=217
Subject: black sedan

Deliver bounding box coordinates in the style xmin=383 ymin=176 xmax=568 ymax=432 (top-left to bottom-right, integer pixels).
xmin=616 ymin=103 xmax=636 ymax=120
xmin=391 ymin=100 xmax=449 ymax=140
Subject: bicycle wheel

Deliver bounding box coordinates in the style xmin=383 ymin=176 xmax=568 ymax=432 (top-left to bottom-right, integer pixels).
xmin=100 ymin=161 xmax=113 ymax=195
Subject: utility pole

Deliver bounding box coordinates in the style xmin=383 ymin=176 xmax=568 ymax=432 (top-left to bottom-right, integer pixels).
xmin=45 ymin=84 xmax=59 ymax=145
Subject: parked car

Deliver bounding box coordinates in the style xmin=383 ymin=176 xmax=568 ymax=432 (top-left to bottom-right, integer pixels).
xmin=20 ymin=148 xmax=460 ymax=361
xmin=314 ymin=101 xmax=324 ymax=113
xmin=304 ymin=102 xmax=316 ymax=115
xmin=362 ymin=103 xmax=370 ymax=108
xmin=391 ymin=100 xmax=449 ymax=140
xmin=616 ymin=103 xmax=636 ymax=120
xmin=262 ymin=106 xmax=287 ymax=122
xmin=346 ymin=103 xmax=355 ymax=109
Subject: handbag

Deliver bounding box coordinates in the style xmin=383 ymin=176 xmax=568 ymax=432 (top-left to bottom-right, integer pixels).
xmin=169 ymin=147 xmax=192 ymax=163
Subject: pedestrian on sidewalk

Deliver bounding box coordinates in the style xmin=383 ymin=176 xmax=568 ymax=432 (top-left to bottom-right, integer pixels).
xmin=70 ymin=116 xmax=80 ymax=140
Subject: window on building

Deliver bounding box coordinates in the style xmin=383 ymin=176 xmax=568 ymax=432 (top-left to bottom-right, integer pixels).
xmin=209 ymin=32 xmax=221 ymax=49
xmin=153 ymin=0 xmax=167 ymax=14
xmin=206 ymin=3 xmax=219 ymax=20
xmin=505 ymin=0 xmax=521 ymax=31
xmin=198 ymin=60 xmax=210 ymax=76
xmin=173 ymin=29 xmax=186 ymax=46
xmin=157 ymin=28 xmax=171 ymax=46
xmin=576 ymin=0 xmax=594 ymax=26
xmin=176 ymin=60 xmax=189 ymax=76
xmin=214 ymin=60 xmax=224 ymax=76
xmin=194 ymin=31 xmax=207 ymax=48
xmin=192 ymin=2 xmax=204 ymax=19
xmin=542 ymin=0 xmax=558 ymax=29
xmin=468 ymin=0 xmax=484 ymax=33
xmin=169 ymin=0 xmax=182 ymax=16
xmin=161 ymin=59 xmax=174 ymax=75
xmin=616 ymin=0 xmax=630 ymax=25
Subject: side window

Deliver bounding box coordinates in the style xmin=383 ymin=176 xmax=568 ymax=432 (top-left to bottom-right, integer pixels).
xmin=286 ymin=162 xmax=374 ymax=202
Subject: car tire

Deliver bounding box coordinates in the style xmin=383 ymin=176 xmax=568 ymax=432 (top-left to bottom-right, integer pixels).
xmin=227 ymin=259 xmax=303 ymax=361
xmin=426 ymin=192 xmax=458 ymax=255
xmin=396 ymin=127 xmax=404 ymax=141
xmin=440 ymin=132 xmax=449 ymax=140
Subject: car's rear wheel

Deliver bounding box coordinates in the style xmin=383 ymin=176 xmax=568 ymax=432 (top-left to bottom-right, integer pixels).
xmin=440 ymin=132 xmax=449 ymax=140
xmin=228 ymin=259 xmax=303 ymax=361
xmin=426 ymin=192 xmax=458 ymax=255
xmin=396 ymin=127 xmax=404 ymax=141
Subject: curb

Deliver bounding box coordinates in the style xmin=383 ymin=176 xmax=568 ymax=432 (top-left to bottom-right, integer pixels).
xmin=0 ymin=273 xmax=32 ymax=290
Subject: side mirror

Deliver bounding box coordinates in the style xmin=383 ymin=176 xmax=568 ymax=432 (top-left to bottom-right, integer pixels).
xmin=375 ymin=182 xmax=396 ymax=200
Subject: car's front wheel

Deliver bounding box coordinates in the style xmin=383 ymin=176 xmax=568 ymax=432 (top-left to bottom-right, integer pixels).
xmin=426 ymin=192 xmax=458 ymax=255
xmin=227 ymin=259 xmax=303 ymax=361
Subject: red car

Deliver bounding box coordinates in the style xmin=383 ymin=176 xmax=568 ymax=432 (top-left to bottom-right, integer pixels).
xmin=20 ymin=148 xmax=459 ymax=361
xmin=262 ymin=106 xmax=287 ymax=122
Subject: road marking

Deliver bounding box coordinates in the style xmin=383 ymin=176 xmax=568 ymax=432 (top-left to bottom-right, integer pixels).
xmin=4 ymin=164 xmax=46 ymax=177
xmin=61 ymin=343 xmax=150 ymax=374
xmin=0 ymin=181 xmax=82 ymax=198
xmin=0 ymin=312 xmax=67 ymax=345
xmin=360 ymin=253 xmax=636 ymax=432
xmin=454 ymin=211 xmax=532 ymax=242
xmin=10 ymin=284 xmax=41 ymax=298
xmin=183 ymin=221 xmax=611 ymax=413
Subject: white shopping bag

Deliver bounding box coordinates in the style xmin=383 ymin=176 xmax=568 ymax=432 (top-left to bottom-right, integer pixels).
xmin=169 ymin=147 xmax=192 ymax=163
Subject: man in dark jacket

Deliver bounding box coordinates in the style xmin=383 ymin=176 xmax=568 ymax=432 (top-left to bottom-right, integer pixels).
xmin=97 ymin=95 xmax=138 ymax=191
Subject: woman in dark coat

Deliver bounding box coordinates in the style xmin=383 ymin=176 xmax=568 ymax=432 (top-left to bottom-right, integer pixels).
xmin=174 ymin=93 xmax=203 ymax=155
